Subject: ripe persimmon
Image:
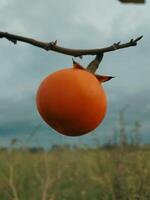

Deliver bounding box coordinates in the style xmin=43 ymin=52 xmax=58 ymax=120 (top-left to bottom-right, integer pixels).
xmin=36 ymin=63 xmax=109 ymax=136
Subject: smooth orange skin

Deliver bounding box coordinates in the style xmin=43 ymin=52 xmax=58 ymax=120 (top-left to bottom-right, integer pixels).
xmin=36 ymin=67 xmax=107 ymax=136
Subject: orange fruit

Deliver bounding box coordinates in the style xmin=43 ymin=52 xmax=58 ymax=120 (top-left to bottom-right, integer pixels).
xmin=36 ymin=67 xmax=107 ymax=136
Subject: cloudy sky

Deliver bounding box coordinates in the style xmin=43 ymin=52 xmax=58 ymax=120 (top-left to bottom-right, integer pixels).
xmin=0 ymin=0 xmax=150 ymax=147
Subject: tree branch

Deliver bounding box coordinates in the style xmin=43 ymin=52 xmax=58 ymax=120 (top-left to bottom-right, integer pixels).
xmin=0 ymin=31 xmax=143 ymax=57
xmin=119 ymin=0 xmax=145 ymax=3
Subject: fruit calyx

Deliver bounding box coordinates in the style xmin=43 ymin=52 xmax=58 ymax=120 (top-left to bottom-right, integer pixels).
xmin=72 ymin=59 xmax=114 ymax=83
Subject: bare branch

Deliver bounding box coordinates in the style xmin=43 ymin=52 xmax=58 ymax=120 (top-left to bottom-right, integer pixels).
xmin=119 ymin=0 xmax=145 ymax=3
xmin=0 ymin=31 xmax=143 ymax=57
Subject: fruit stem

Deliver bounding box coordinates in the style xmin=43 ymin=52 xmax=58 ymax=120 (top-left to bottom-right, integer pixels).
xmin=86 ymin=53 xmax=103 ymax=73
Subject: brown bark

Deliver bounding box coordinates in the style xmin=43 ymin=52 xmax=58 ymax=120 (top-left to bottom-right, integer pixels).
xmin=0 ymin=31 xmax=143 ymax=72
xmin=119 ymin=0 xmax=145 ymax=3
xmin=0 ymin=31 xmax=142 ymax=57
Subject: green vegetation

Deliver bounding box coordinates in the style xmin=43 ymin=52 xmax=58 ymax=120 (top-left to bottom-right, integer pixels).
xmin=0 ymin=146 xmax=150 ymax=200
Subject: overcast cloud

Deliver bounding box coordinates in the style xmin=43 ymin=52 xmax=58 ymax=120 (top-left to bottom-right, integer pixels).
xmin=0 ymin=0 xmax=150 ymax=147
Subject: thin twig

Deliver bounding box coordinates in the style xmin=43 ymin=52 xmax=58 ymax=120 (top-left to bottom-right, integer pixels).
xmin=9 ymin=165 xmax=19 ymax=200
xmin=41 ymin=153 xmax=50 ymax=200
xmin=119 ymin=0 xmax=145 ymax=4
xmin=0 ymin=31 xmax=143 ymax=57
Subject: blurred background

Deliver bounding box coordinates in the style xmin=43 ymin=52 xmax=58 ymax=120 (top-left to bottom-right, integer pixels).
xmin=0 ymin=1 xmax=150 ymax=199
xmin=0 ymin=0 xmax=149 ymax=148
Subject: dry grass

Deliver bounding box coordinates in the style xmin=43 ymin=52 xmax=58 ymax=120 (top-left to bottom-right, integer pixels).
xmin=0 ymin=146 xmax=150 ymax=200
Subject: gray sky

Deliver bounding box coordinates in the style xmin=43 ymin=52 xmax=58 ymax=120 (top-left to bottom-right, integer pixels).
xmin=0 ymin=0 xmax=150 ymax=147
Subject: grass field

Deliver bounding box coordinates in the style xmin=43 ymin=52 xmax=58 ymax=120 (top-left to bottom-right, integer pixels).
xmin=0 ymin=146 xmax=150 ymax=200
